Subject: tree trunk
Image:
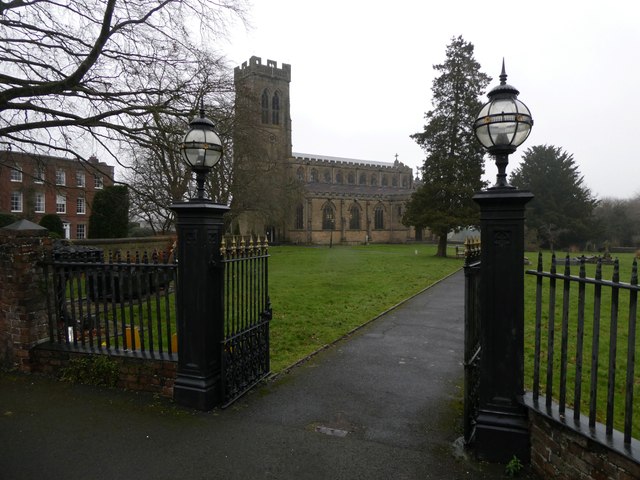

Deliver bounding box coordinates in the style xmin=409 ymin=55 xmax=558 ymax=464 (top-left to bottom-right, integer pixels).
xmin=437 ymin=234 xmax=448 ymax=257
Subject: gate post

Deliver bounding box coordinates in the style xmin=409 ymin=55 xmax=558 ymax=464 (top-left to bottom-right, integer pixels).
xmin=170 ymin=202 xmax=229 ymax=411
xmin=472 ymin=189 xmax=533 ymax=462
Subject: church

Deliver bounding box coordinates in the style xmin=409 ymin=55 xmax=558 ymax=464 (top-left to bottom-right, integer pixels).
xmin=233 ymin=56 xmax=418 ymax=245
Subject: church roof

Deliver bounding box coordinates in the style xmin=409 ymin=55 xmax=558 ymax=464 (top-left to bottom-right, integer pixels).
xmin=293 ymin=152 xmax=402 ymax=169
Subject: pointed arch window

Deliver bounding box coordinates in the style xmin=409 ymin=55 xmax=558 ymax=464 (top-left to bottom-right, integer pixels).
xmin=296 ymin=166 xmax=305 ymax=181
xmin=272 ymin=92 xmax=280 ymax=125
xmin=371 ymin=174 xmax=377 ymax=186
xmin=359 ymin=173 xmax=366 ymax=185
xmin=322 ymin=205 xmax=335 ymax=230
xmin=295 ymin=204 xmax=304 ymax=230
xmin=348 ymin=172 xmax=355 ymax=184
xmin=349 ymin=204 xmax=361 ymax=230
xmin=261 ymin=89 xmax=269 ymax=124
xmin=310 ymin=169 xmax=318 ymax=183
xmin=374 ymin=205 xmax=384 ymax=230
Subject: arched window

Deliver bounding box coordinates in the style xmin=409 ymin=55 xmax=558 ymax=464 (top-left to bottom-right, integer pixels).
xmin=296 ymin=167 xmax=305 ymax=181
xmin=392 ymin=176 xmax=398 ymax=187
xmin=374 ymin=206 xmax=384 ymax=230
xmin=381 ymin=175 xmax=388 ymax=186
xmin=295 ymin=204 xmax=304 ymax=230
xmin=336 ymin=171 xmax=343 ymax=184
xmin=348 ymin=172 xmax=355 ymax=184
xmin=371 ymin=175 xmax=377 ymax=186
xmin=349 ymin=204 xmax=361 ymax=230
xmin=402 ymin=176 xmax=408 ymax=187
xmin=272 ymin=92 xmax=280 ymax=125
xmin=310 ymin=169 xmax=318 ymax=183
xmin=359 ymin=173 xmax=366 ymax=185
xmin=322 ymin=205 xmax=335 ymax=230
xmin=323 ymin=170 xmax=331 ymax=183
xmin=261 ymin=89 xmax=269 ymax=124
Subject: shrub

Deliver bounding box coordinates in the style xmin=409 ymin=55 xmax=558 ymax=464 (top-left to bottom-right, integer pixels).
xmin=0 ymin=212 xmax=17 ymax=228
xmin=39 ymin=213 xmax=64 ymax=237
xmin=60 ymin=355 xmax=119 ymax=387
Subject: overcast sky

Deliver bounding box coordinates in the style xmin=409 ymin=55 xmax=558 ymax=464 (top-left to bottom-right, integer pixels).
xmin=222 ymin=0 xmax=639 ymax=200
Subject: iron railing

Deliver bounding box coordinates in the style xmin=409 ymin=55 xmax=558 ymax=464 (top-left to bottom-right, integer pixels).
xmin=220 ymin=236 xmax=271 ymax=407
xmin=43 ymin=249 xmax=177 ymax=357
xmin=463 ymin=237 xmax=482 ymax=444
xmin=526 ymin=253 xmax=638 ymax=445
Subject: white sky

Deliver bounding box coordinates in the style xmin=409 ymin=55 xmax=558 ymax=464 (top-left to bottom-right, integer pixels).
xmin=222 ymin=0 xmax=640 ymax=200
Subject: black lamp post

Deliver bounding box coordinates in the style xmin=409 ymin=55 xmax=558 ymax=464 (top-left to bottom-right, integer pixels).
xmin=471 ymin=62 xmax=534 ymax=462
xmin=171 ymin=104 xmax=228 ymax=410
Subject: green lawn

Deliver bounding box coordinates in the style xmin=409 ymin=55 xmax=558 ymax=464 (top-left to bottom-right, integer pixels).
xmin=268 ymin=244 xmax=464 ymax=372
xmin=523 ymin=251 xmax=639 ymax=438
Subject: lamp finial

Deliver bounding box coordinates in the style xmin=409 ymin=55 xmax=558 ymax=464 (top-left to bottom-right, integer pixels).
xmin=500 ymin=59 xmax=507 ymax=85
xmin=199 ymin=98 xmax=205 ymax=118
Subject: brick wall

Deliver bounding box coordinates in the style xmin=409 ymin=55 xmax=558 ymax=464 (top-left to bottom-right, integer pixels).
xmin=31 ymin=347 xmax=177 ymax=398
xmin=0 ymin=227 xmax=51 ymax=370
xmin=529 ymin=409 xmax=640 ymax=479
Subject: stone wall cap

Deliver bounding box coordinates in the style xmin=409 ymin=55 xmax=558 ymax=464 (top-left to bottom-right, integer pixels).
xmin=1 ymin=219 xmax=48 ymax=232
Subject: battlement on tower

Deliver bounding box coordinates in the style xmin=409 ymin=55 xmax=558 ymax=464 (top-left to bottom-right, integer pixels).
xmin=234 ymin=56 xmax=291 ymax=82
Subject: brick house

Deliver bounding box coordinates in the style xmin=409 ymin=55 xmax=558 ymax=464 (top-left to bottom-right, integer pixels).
xmin=0 ymin=151 xmax=114 ymax=239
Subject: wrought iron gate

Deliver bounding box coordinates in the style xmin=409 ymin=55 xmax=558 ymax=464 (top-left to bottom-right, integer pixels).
xmin=463 ymin=241 xmax=482 ymax=444
xmin=220 ymin=236 xmax=271 ymax=407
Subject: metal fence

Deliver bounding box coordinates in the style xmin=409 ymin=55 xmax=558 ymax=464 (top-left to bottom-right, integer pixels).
xmin=463 ymin=238 xmax=482 ymax=444
xmin=526 ymin=253 xmax=638 ymax=445
xmin=220 ymin=236 xmax=271 ymax=407
xmin=43 ymin=249 xmax=178 ymax=357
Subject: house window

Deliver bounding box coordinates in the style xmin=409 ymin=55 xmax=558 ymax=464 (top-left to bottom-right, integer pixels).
xmin=261 ymin=89 xmax=269 ymax=124
xmin=76 ymin=171 xmax=85 ymax=187
xmin=56 ymin=194 xmax=66 ymax=213
xmin=94 ymin=175 xmax=103 ymax=189
xmin=322 ymin=205 xmax=335 ymax=230
xmin=76 ymin=224 xmax=86 ymax=240
xmin=55 ymin=169 xmax=66 ymax=185
xmin=294 ymin=204 xmax=304 ymax=230
xmin=272 ymin=92 xmax=280 ymax=125
xmin=76 ymin=196 xmax=86 ymax=215
xmin=349 ymin=205 xmax=361 ymax=230
xmin=35 ymin=192 xmax=45 ymax=213
xmin=374 ymin=206 xmax=384 ymax=230
xmin=11 ymin=191 xmax=23 ymax=212
xmin=10 ymin=166 xmax=22 ymax=182
xmin=34 ymin=167 xmax=45 ymax=184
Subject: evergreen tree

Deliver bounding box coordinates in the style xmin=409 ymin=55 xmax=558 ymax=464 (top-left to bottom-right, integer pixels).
xmin=38 ymin=214 xmax=64 ymax=238
xmin=403 ymin=36 xmax=490 ymax=256
xmin=510 ymin=145 xmax=598 ymax=250
xmin=89 ymin=186 xmax=130 ymax=239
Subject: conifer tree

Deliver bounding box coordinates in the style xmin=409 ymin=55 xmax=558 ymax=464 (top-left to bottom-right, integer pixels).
xmin=403 ymin=36 xmax=490 ymax=256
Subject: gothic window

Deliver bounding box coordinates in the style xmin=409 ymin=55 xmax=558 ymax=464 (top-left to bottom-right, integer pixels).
xmin=294 ymin=204 xmax=304 ymax=230
xmin=322 ymin=205 xmax=335 ymax=230
xmin=310 ymin=169 xmax=318 ymax=183
xmin=359 ymin=173 xmax=366 ymax=185
xmin=392 ymin=176 xmax=398 ymax=187
xmin=374 ymin=205 xmax=384 ymax=230
xmin=370 ymin=174 xmax=377 ymax=186
xmin=336 ymin=171 xmax=343 ymax=184
xmin=381 ymin=175 xmax=388 ymax=186
xmin=296 ymin=167 xmax=305 ymax=181
xmin=402 ymin=176 xmax=408 ymax=187
xmin=348 ymin=172 xmax=355 ymax=184
xmin=272 ymin=92 xmax=280 ymax=125
xmin=261 ymin=89 xmax=269 ymax=124
xmin=323 ymin=170 xmax=331 ymax=183
xmin=349 ymin=204 xmax=361 ymax=230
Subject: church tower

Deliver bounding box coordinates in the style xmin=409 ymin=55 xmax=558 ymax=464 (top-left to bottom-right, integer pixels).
xmin=234 ymin=56 xmax=292 ymax=162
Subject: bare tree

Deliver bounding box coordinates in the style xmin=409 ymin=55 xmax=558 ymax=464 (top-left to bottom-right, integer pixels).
xmin=0 ymin=0 xmax=246 ymax=176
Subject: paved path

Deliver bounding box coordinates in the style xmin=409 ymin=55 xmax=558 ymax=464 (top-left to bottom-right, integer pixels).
xmin=0 ymin=270 xmax=537 ymax=479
